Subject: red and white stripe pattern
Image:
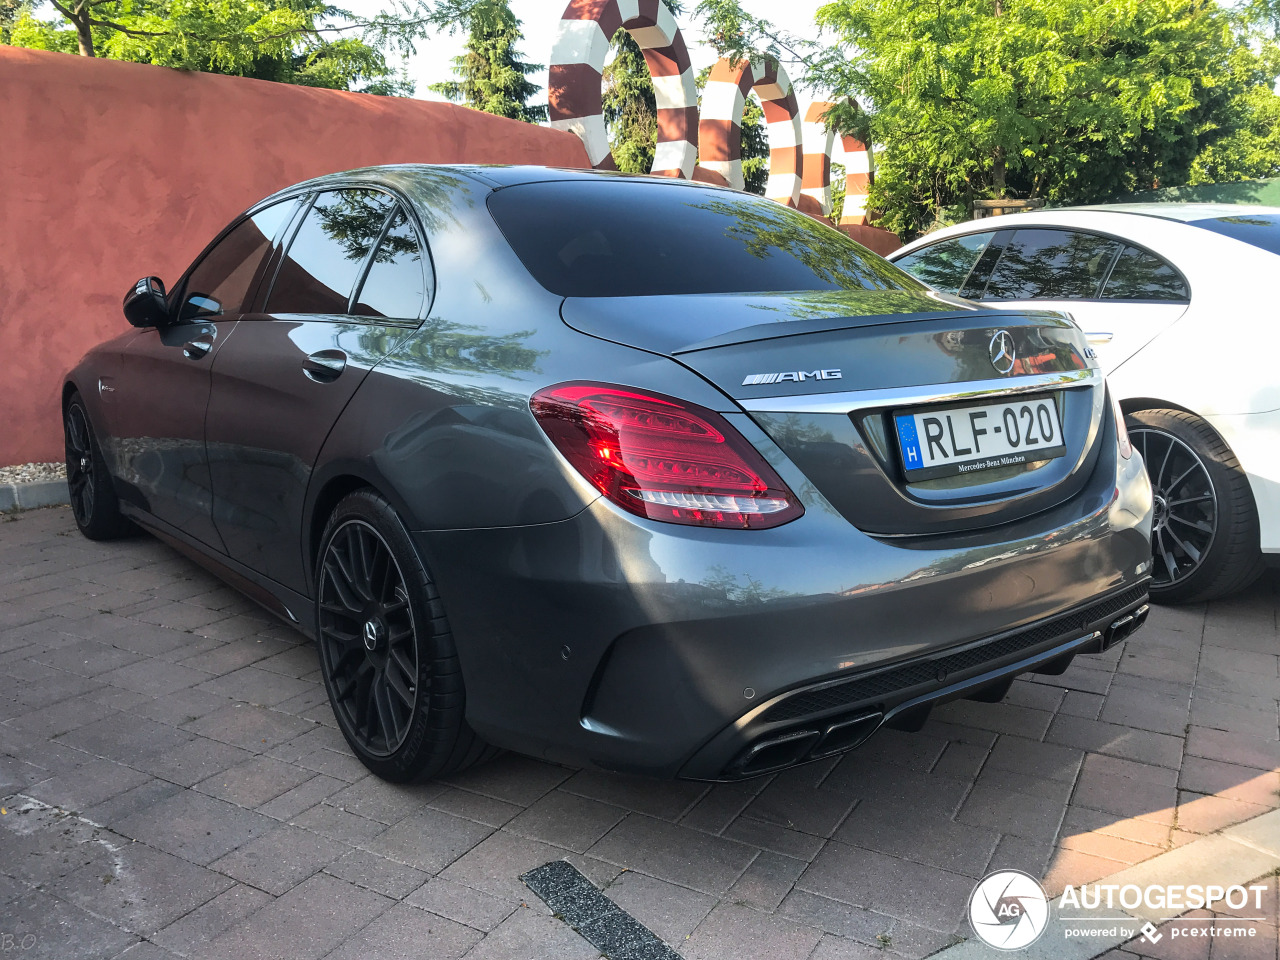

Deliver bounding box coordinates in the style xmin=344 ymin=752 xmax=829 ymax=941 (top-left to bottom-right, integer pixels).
xmin=695 ymin=58 xmax=802 ymax=207
xmin=799 ymin=101 xmax=836 ymax=217
xmin=839 ymin=105 xmax=875 ymax=226
xmin=548 ymin=0 xmax=697 ymax=178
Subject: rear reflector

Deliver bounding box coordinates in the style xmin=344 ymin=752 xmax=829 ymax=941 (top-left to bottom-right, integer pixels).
xmin=531 ymin=383 xmax=804 ymax=529
xmin=1111 ymin=387 xmax=1133 ymax=459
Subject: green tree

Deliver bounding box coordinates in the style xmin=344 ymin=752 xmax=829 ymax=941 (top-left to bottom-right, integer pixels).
xmin=4 ymin=0 xmax=487 ymax=94
xmin=429 ymin=0 xmax=543 ymax=121
xmin=809 ymin=0 xmax=1280 ymax=237
xmin=696 ymin=0 xmax=1280 ymax=238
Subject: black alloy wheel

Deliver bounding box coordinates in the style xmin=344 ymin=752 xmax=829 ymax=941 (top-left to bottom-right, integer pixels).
xmin=315 ymin=489 xmax=495 ymax=781
xmin=318 ymin=519 xmax=419 ymax=757
xmin=1127 ymin=408 xmax=1263 ymax=604
xmin=63 ymin=394 xmax=133 ymax=540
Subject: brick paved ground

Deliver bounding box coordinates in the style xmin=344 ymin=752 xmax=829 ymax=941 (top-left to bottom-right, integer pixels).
xmin=1 ymin=505 xmax=1277 ymax=960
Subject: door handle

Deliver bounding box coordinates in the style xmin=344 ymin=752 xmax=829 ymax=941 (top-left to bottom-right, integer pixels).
xmin=183 ymin=335 xmax=214 ymax=360
xmin=303 ymin=349 xmax=347 ymax=383
xmin=1086 ymin=331 xmax=1114 ymax=345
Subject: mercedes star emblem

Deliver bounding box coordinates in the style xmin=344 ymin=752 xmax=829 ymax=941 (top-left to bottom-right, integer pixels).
xmin=989 ymin=330 xmax=1016 ymax=375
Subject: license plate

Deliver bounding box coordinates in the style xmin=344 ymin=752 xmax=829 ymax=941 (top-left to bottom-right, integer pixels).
xmin=894 ymin=394 xmax=1066 ymax=481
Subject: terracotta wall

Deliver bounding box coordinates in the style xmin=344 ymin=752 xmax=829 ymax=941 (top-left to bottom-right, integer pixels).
xmin=0 ymin=47 xmax=590 ymax=467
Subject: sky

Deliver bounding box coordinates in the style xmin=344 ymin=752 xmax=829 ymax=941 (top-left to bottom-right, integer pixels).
xmin=339 ymin=0 xmax=859 ymax=164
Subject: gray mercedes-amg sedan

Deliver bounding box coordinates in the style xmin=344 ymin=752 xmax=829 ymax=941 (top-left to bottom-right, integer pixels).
xmin=64 ymin=165 xmax=1153 ymax=783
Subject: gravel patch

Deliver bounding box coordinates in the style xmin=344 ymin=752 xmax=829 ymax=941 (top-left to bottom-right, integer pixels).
xmin=0 ymin=461 xmax=66 ymax=484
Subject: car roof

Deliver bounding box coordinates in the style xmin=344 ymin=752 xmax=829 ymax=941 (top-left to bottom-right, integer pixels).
xmin=1057 ymin=202 xmax=1280 ymax=222
xmin=272 ymin=163 xmax=718 ymax=194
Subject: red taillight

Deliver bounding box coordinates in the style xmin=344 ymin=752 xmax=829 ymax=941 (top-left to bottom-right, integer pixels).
xmin=531 ymin=383 xmax=804 ymax=529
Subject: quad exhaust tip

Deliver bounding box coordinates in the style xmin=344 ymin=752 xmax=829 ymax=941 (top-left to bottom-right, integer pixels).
xmin=1104 ymin=604 xmax=1149 ymax=649
xmin=728 ymin=711 xmax=883 ymax=777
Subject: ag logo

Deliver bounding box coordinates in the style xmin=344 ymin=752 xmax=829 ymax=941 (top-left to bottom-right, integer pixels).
xmin=968 ymin=870 xmax=1049 ymax=950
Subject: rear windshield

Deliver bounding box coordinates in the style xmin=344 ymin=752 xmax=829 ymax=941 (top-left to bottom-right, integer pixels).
xmin=486 ymin=179 xmax=918 ymax=297
xmin=1190 ymin=214 xmax=1280 ymax=255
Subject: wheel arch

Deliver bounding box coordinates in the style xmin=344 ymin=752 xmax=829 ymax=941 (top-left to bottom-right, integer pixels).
xmin=305 ymin=473 xmax=373 ymax=589
xmin=1119 ymin=397 xmax=1239 ymax=460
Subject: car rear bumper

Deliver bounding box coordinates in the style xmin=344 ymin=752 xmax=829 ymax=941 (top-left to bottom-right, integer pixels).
xmin=415 ymin=436 xmax=1152 ymax=779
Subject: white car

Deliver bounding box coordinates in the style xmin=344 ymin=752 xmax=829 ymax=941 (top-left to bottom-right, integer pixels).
xmin=890 ymin=204 xmax=1279 ymax=603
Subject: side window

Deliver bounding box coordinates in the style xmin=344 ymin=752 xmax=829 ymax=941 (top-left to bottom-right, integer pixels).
xmin=352 ymin=206 xmax=427 ymax=320
xmin=266 ymin=189 xmax=395 ymax=314
xmin=177 ymin=200 xmax=295 ymax=321
xmin=982 ymin=229 xmax=1122 ymax=301
xmin=1102 ymin=246 xmax=1188 ymax=301
xmin=894 ymin=233 xmax=994 ymax=294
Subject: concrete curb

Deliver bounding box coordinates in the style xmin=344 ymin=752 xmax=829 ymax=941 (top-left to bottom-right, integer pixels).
xmin=0 ymin=478 xmax=70 ymax=512
xmin=935 ymin=807 xmax=1280 ymax=959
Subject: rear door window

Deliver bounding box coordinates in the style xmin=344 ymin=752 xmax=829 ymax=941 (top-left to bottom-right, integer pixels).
xmin=981 ymin=229 xmax=1122 ymax=300
xmin=894 ymin=233 xmax=994 ymax=294
xmin=1101 ymin=246 xmax=1189 ymax=301
xmin=351 ymin=205 xmax=428 ymax=320
xmin=266 ymin=189 xmax=396 ymax=314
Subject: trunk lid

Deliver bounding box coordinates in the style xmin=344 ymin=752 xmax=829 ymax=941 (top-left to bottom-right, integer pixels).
xmin=562 ymin=291 xmax=1107 ymax=536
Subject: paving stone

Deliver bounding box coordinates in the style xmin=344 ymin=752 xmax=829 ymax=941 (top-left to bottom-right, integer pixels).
xmin=798 ymin=841 xmax=973 ymax=931
xmin=807 ymin=933 xmax=887 ymax=960
xmin=181 ymin=703 xmax=316 ymax=752
xmin=58 ymin=711 xmax=195 ymax=764
xmin=1178 ymin=756 xmax=1280 ymax=807
xmin=256 ymin=774 xmax=346 ymax=821
xmin=721 ymin=814 xmax=825 ymax=861
xmin=6 ymin=694 xmax=118 ymax=738
xmin=189 ymin=873 xmax=390 ymax=960
xmin=360 ymin=807 xmax=494 ymax=873
xmin=115 ymin=790 xmax=275 ymax=865
xmin=439 ymin=831 xmax=571 ymax=903
xmin=1042 ymin=847 xmax=1125 ymax=896
xmin=195 ymin=666 xmax=315 ymax=707
xmin=324 ymin=847 xmax=430 ymax=899
xmin=130 ymin=688 xmax=233 ymax=727
xmin=685 ymin=901 xmax=823 ymax=960
xmin=1046 ymin=714 xmax=1185 ymax=769
xmin=404 ymin=876 xmax=518 ymax=932
xmin=291 ymin=801 xmax=388 ymax=843
xmin=506 ymin=789 xmax=627 ymax=853
xmin=958 ymin=781 xmax=1068 ymax=840
xmin=743 ymin=768 xmax=856 ymax=838
xmin=193 ymin=755 xmax=317 ymax=809
xmin=440 ymin=753 xmax=573 ymax=806
xmin=291 ymin=745 xmax=370 ymax=782
xmin=29 ymin=637 xmax=144 ymax=677
xmin=837 ymin=798 xmax=1001 ymax=876
xmin=1190 ymin=698 xmax=1278 ymax=739
xmin=326 ymin=902 xmax=481 ymax=960
xmin=602 ymin=870 xmax=717 ymax=945
xmin=210 ymin=823 xmax=348 ymax=895
xmin=987 ymin=734 xmax=1085 ymax=782
xmin=133 ymin=737 xmax=255 ymax=788
xmin=25 ymin=758 xmax=153 ymax=811
xmin=52 ymin=841 xmax=234 ymax=935
xmin=553 ymin=768 xmax=707 ymax=822
xmin=724 ymin=849 xmax=806 ymax=912
xmin=677 ymin=779 xmax=767 ymax=834
xmin=821 ymin=759 xmax=970 ymax=819
xmin=82 ymin=777 xmax=186 ymax=826
xmin=98 ymin=658 xmax=212 ymax=696
xmin=426 ymin=785 xmax=525 ymax=828
xmin=988 ymin=833 xmax=1056 ymax=879
xmin=322 ymin=775 xmax=439 ymax=824
xmin=588 ymin=814 xmax=757 ymax=896
xmin=3 ymin=887 xmax=138 ymax=959
xmin=150 ymin=883 xmax=273 ymax=955
xmin=458 ymin=904 xmax=599 ymax=960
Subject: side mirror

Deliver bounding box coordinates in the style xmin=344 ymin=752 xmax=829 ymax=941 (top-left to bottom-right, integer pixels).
xmin=123 ymin=276 xmax=168 ymax=328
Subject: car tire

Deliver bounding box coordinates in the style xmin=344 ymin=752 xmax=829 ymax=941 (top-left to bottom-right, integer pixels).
xmin=63 ymin=393 xmax=135 ymax=541
xmin=314 ymin=489 xmax=496 ymax=782
xmin=1126 ymin=408 xmax=1264 ymax=604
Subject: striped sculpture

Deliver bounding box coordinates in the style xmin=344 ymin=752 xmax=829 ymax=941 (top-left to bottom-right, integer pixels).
xmin=695 ymin=57 xmax=803 ymax=207
xmin=839 ymin=108 xmax=875 ymax=227
xmin=548 ymin=0 xmax=698 ymax=179
xmin=799 ymin=101 xmax=836 ymax=217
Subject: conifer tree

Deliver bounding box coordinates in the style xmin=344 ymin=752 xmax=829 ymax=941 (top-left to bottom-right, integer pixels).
xmin=430 ymin=0 xmax=544 ymax=122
